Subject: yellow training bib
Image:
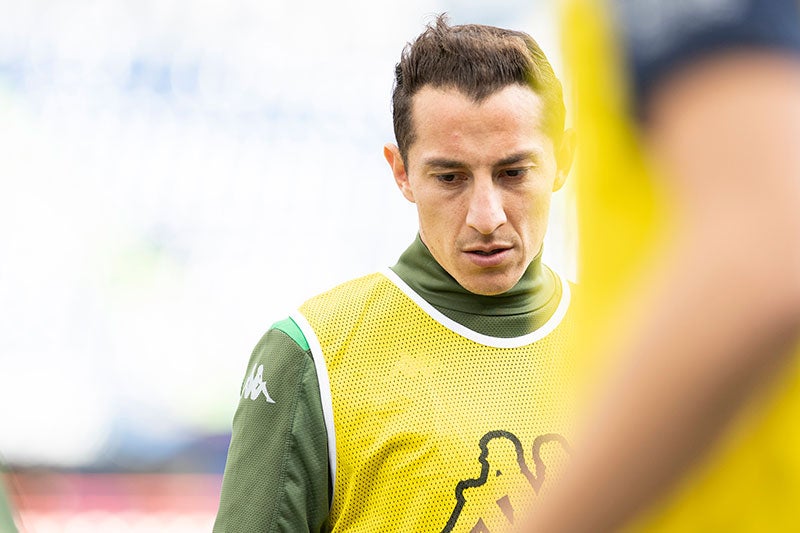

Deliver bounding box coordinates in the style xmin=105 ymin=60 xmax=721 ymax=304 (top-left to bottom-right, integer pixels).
xmin=298 ymin=270 xmax=576 ymax=532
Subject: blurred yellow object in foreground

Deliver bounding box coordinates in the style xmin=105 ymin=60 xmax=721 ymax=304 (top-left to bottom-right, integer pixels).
xmin=563 ymin=0 xmax=800 ymax=530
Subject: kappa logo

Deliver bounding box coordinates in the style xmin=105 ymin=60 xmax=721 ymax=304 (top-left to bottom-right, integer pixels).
xmin=241 ymin=363 xmax=276 ymax=404
xmin=442 ymin=430 xmax=571 ymax=532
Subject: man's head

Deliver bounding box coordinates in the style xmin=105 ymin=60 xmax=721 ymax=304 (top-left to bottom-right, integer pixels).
xmin=391 ymin=14 xmax=566 ymax=162
xmin=384 ymin=15 xmax=574 ymax=296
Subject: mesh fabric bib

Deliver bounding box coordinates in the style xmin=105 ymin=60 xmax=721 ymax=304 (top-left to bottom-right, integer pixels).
xmin=296 ymin=271 xmax=575 ymax=532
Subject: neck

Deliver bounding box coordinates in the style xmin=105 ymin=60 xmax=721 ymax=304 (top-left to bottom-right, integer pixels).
xmin=389 ymin=235 xmax=563 ymax=336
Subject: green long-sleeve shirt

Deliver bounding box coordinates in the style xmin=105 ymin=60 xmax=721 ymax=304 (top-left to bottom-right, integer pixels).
xmin=213 ymin=236 xmax=563 ymax=532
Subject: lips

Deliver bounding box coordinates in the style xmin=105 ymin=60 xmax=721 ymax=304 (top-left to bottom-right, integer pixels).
xmin=465 ymin=244 xmax=512 ymax=255
xmin=470 ymin=249 xmax=505 ymax=256
xmin=464 ymin=245 xmax=512 ymax=267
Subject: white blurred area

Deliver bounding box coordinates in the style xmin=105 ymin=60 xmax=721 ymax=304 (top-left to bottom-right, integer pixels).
xmin=0 ymin=0 xmax=571 ymax=470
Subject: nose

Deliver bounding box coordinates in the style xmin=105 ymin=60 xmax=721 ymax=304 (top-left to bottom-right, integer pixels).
xmin=465 ymin=177 xmax=507 ymax=235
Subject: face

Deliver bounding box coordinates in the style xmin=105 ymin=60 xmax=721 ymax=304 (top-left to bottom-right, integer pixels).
xmin=384 ymin=84 xmax=572 ymax=295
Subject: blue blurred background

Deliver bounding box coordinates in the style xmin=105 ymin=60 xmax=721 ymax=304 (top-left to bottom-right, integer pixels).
xmin=0 ymin=1 xmax=572 ymax=530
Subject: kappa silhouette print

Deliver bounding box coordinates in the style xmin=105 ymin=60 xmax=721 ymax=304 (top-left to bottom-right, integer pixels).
xmin=443 ymin=431 xmax=571 ymax=532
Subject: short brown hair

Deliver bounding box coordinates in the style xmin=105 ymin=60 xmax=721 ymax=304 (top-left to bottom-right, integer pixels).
xmin=391 ymin=14 xmax=566 ymax=161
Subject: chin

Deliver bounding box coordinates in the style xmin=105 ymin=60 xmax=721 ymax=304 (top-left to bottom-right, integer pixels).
xmin=462 ymin=279 xmax=515 ymax=296
xmin=472 ymin=288 xmax=506 ymax=296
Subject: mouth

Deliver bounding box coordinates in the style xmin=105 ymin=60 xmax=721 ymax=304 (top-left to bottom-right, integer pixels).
xmin=469 ymin=249 xmax=507 ymax=256
xmin=464 ymin=245 xmax=512 ymax=267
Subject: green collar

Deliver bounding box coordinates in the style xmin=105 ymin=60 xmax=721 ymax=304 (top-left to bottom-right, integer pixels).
xmin=389 ymin=236 xmax=562 ymax=337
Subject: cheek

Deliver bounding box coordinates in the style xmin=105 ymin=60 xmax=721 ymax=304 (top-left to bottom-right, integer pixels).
xmin=514 ymin=192 xmax=553 ymax=236
xmin=512 ymin=188 xmax=548 ymax=217
xmin=419 ymin=193 xmax=465 ymax=226
xmin=417 ymin=202 xmax=447 ymax=237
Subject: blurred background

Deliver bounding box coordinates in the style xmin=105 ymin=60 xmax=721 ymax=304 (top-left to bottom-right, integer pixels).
xmin=0 ymin=1 xmax=572 ymax=531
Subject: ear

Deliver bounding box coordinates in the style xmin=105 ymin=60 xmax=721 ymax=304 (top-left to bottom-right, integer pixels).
xmin=553 ymin=128 xmax=576 ymax=192
xmin=384 ymin=143 xmax=416 ymax=203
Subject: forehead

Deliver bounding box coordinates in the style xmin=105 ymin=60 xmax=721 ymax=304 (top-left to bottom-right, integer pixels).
xmin=407 ymin=85 xmax=552 ymax=165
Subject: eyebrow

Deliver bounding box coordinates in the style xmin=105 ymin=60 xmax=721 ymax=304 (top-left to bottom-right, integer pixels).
xmin=423 ymin=157 xmax=465 ymax=170
xmin=496 ymin=151 xmax=542 ymax=167
xmin=422 ymin=151 xmax=542 ymax=170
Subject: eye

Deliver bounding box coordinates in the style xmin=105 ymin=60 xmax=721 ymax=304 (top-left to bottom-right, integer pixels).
xmin=500 ymin=168 xmax=528 ymax=179
xmin=436 ymin=173 xmax=460 ymax=183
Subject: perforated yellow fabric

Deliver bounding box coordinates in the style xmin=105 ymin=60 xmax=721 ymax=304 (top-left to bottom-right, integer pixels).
xmin=299 ymin=273 xmax=576 ymax=532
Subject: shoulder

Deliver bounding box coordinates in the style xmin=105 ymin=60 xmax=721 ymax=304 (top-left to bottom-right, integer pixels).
xmin=238 ymin=325 xmax=313 ymax=409
xmin=299 ymin=272 xmax=393 ymax=321
xmin=303 ymin=272 xmax=388 ymax=304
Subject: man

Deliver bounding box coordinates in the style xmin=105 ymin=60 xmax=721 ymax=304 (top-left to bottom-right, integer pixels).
xmin=523 ymin=0 xmax=800 ymax=531
xmin=214 ymin=15 xmax=575 ymax=532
